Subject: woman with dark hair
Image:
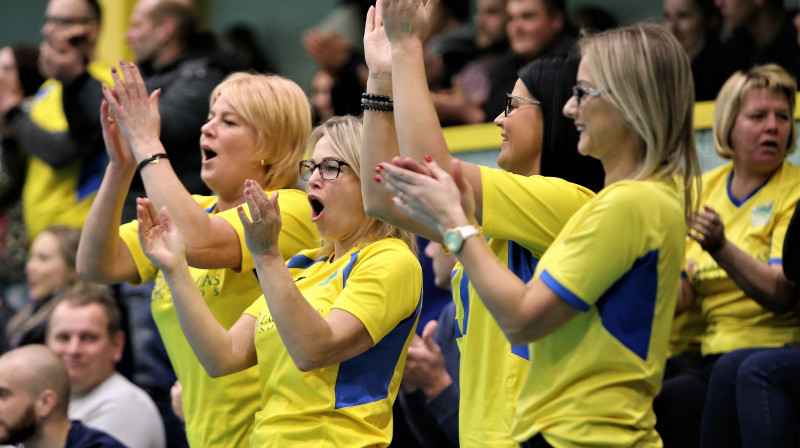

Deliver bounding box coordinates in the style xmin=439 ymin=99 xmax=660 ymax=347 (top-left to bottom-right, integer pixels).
xmin=360 ymin=3 xmax=602 ymax=446
xmin=379 ymin=13 xmax=700 ymax=446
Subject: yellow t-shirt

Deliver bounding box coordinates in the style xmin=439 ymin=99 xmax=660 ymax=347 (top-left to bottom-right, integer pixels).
xmin=685 ymin=162 xmax=800 ymax=355
xmin=451 ymin=167 xmax=593 ymax=448
xmin=512 ymin=178 xmax=686 ymax=448
xmin=120 ymin=192 xmax=320 ymax=447
xmin=24 ymin=62 xmax=114 ymax=240
xmin=244 ymin=238 xmax=422 ymax=447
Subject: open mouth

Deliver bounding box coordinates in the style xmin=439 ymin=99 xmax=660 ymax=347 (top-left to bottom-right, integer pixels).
xmin=760 ymin=141 xmax=778 ymax=148
xmin=309 ymin=197 xmax=325 ymax=219
xmin=202 ymin=148 xmax=218 ymax=161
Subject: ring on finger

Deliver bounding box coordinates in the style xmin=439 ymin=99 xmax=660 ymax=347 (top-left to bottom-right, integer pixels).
xmin=253 ymin=218 xmax=261 ymax=224
xmin=107 ymin=116 xmax=115 ymax=122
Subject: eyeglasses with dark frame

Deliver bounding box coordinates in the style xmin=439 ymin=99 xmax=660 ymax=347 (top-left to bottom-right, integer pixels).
xmin=504 ymin=93 xmax=541 ymax=117
xmin=299 ymin=158 xmax=351 ymax=181
xmin=571 ymin=85 xmax=610 ymax=105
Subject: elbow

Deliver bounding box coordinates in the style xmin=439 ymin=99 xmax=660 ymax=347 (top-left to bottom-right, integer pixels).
xmin=290 ymin=349 xmax=329 ymax=372
xmin=76 ymin=258 xmax=108 ymax=284
xmin=504 ymin=328 xmax=533 ymax=346
xmin=363 ymin=195 xmax=391 ymax=222
xmin=204 ymin=365 xmax=226 ymax=378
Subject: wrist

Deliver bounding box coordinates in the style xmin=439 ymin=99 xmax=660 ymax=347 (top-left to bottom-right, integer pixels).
xmin=391 ymin=37 xmax=424 ymax=54
xmin=366 ymin=75 xmax=392 ymax=95
xmin=422 ymin=373 xmax=451 ymax=399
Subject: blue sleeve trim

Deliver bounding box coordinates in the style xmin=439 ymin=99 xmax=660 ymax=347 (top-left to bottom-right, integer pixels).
xmin=540 ymin=270 xmax=590 ymax=312
xmin=680 ymin=271 xmax=688 ymax=279
xmin=768 ymin=258 xmax=782 ymax=265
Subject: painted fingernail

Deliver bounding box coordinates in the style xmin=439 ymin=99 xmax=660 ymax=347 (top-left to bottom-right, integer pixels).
xmin=111 ymin=66 xmax=117 ymax=73
xmin=424 ymin=155 xmax=432 ymax=162
xmin=375 ymin=166 xmax=382 ymax=173
xmin=374 ymin=175 xmax=382 ymax=183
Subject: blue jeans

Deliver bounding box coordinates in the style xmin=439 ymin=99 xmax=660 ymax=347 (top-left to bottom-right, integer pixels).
xmin=701 ymin=347 xmax=800 ymax=448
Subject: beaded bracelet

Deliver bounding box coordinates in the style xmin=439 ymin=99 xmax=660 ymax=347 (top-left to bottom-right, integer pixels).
xmin=360 ymin=93 xmax=394 ymax=112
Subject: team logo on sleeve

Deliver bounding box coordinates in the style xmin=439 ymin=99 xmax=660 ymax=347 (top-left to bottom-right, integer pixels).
xmin=751 ymin=201 xmax=774 ymax=226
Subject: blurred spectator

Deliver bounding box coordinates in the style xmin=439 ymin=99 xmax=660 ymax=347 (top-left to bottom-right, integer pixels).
xmin=432 ymin=0 xmax=510 ymax=125
xmin=5 ymin=226 xmax=98 ymax=352
xmin=46 ymin=291 xmax=166 ymax=448
xmin=310 ymin=69 xmax=335 ymax=123
xmin=716 ymin=0 xmax=800 ymax=78
xmin=302 ymin=1 xmax=372 ymax=116
xmin=398 ymin=241 xmax=460 ymax=448
xmin=664 ymin=0 xmax=726 ymax=101
xmin=220 ymin=24 xmax=274 ymax=74
xmin=571 ymin=6 xmax=617 ymax=32
xmin=0 ymin=345 xmax=125 ymax=448
xmin=424 ymin=0 xmax=475 ymax=92
xmin=0 ymin=0 xmax=113 ymax=242
xmin=0 ymin=44 xmax=44 ymax=312
xmin=482 ymin=0 xmax=576 ymax=121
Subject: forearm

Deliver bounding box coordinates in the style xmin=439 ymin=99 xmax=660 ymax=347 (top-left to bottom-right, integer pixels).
xmin=391 ymin=38 xmax=452 ymax=167
xmin=712 ymin=241 xmax=796 ymax=313
xmin=135 ymin=145 xmax=240 ymax=269
xmin=77 ymin=163 xmax=139 ymax=283
xmin=361 ymin=75 xmax=440 ymax=241
xmin=8 ymin=108 xmax=83 ymax=167
xmin=162 ymin=261 xmax=253 ymax=377
xmin=253 ymin=254 xmax=367 ymax=371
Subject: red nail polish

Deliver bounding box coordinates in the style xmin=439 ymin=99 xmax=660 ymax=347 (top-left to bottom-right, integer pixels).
xmin=424 ymin=155 xmax=432 ymax=162
xmin=111 ymin=66 xmax=117 ymax=73
xmin=375 ymin=166 xmax=382 ymax=173
xmin=374 ymin=175 xmax=382 ymax=182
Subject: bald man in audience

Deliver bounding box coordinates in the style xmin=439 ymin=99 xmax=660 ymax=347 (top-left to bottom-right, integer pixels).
xmin=46 ymin=292 xmax=165 ymax=448
xmin=0 ymin=345 xmax=126 ymax=448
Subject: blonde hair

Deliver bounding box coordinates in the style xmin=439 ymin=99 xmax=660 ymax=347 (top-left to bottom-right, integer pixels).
xmin=308 ymin=116 xmax=417 ymax=257
xmin=579 ymin=23 xmax=701 ymax=219
xmin=713 ymin=64 xmax=797 ymax=159
xmin=209 ymin=72 xmax=311 ymax=190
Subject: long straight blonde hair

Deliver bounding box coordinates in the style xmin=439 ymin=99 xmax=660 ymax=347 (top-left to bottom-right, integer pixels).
xmin=579 ymin=23 xmax=702 ymax=219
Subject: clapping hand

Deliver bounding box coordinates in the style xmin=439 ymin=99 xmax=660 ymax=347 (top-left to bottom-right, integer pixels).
xmin=382 ymin=0 xmax=439 ymax=42
xmin=138 ymin=197 xmax=187 ymax=272
xmin=101 ymin=59 xmax=162 ymax=155
xmin=377 ymin=156 xmax=475 ymax=235
xmin=237 ymin=179 xmax=283 ymax=258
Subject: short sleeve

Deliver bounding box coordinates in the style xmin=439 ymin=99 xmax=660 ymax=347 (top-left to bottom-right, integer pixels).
xmin=332 ymin=242 xmax=422 ymax=344
xmin=538 ymin=184 xmax=653 ymax=309
xmin=480 ymin=165 xmax=594 ymax=255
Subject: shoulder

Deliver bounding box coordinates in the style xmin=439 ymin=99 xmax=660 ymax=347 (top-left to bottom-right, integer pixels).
xmin=66 ymin=421 xmax=126 ymax=448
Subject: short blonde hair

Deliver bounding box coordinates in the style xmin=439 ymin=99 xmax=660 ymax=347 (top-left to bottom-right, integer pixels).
xmin=209 ymin=72 xmax=311 ymax=189
xmin=579 ymin=23 xmax=701 ymax=219
xmin=713 ymin=64 xmax=797 ymax=159
xmin=308 ymin=116 xmax=417 ymax=257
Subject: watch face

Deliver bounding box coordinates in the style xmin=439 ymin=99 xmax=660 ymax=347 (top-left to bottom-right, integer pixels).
xmin=444 ymin=230 xmax=461 ymax=253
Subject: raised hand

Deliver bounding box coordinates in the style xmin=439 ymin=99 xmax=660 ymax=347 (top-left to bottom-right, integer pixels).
xmin=138 ymin=197 xmax=187 ymax=272
xmin=101 ymin=59 xmax=162 ymax=156
xmin=364 ymin=0 xmax=392 ymax=78
xmin=376 ymin=156 xmax=472 ymax=234
xmin=100 ymin=98 xmax=135 ymax=169
xmin=689 ymin=205 xmax=727 ymax=254
xmin=237 ymin=179 xmax=283 ymax=258
xmin=382 ymin=0 xmax=439 ymax=42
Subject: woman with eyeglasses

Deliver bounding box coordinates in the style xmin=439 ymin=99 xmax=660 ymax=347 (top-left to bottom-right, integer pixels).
xmin=138 ymin=115 xmax=422 ymax=447
xmin=377 ymin=17 xmax=701 ymax=447
xmin=77 ymin=65 xmax=320 ymax=447
xmin=359 ymin=2 xmax=603 ymax=447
